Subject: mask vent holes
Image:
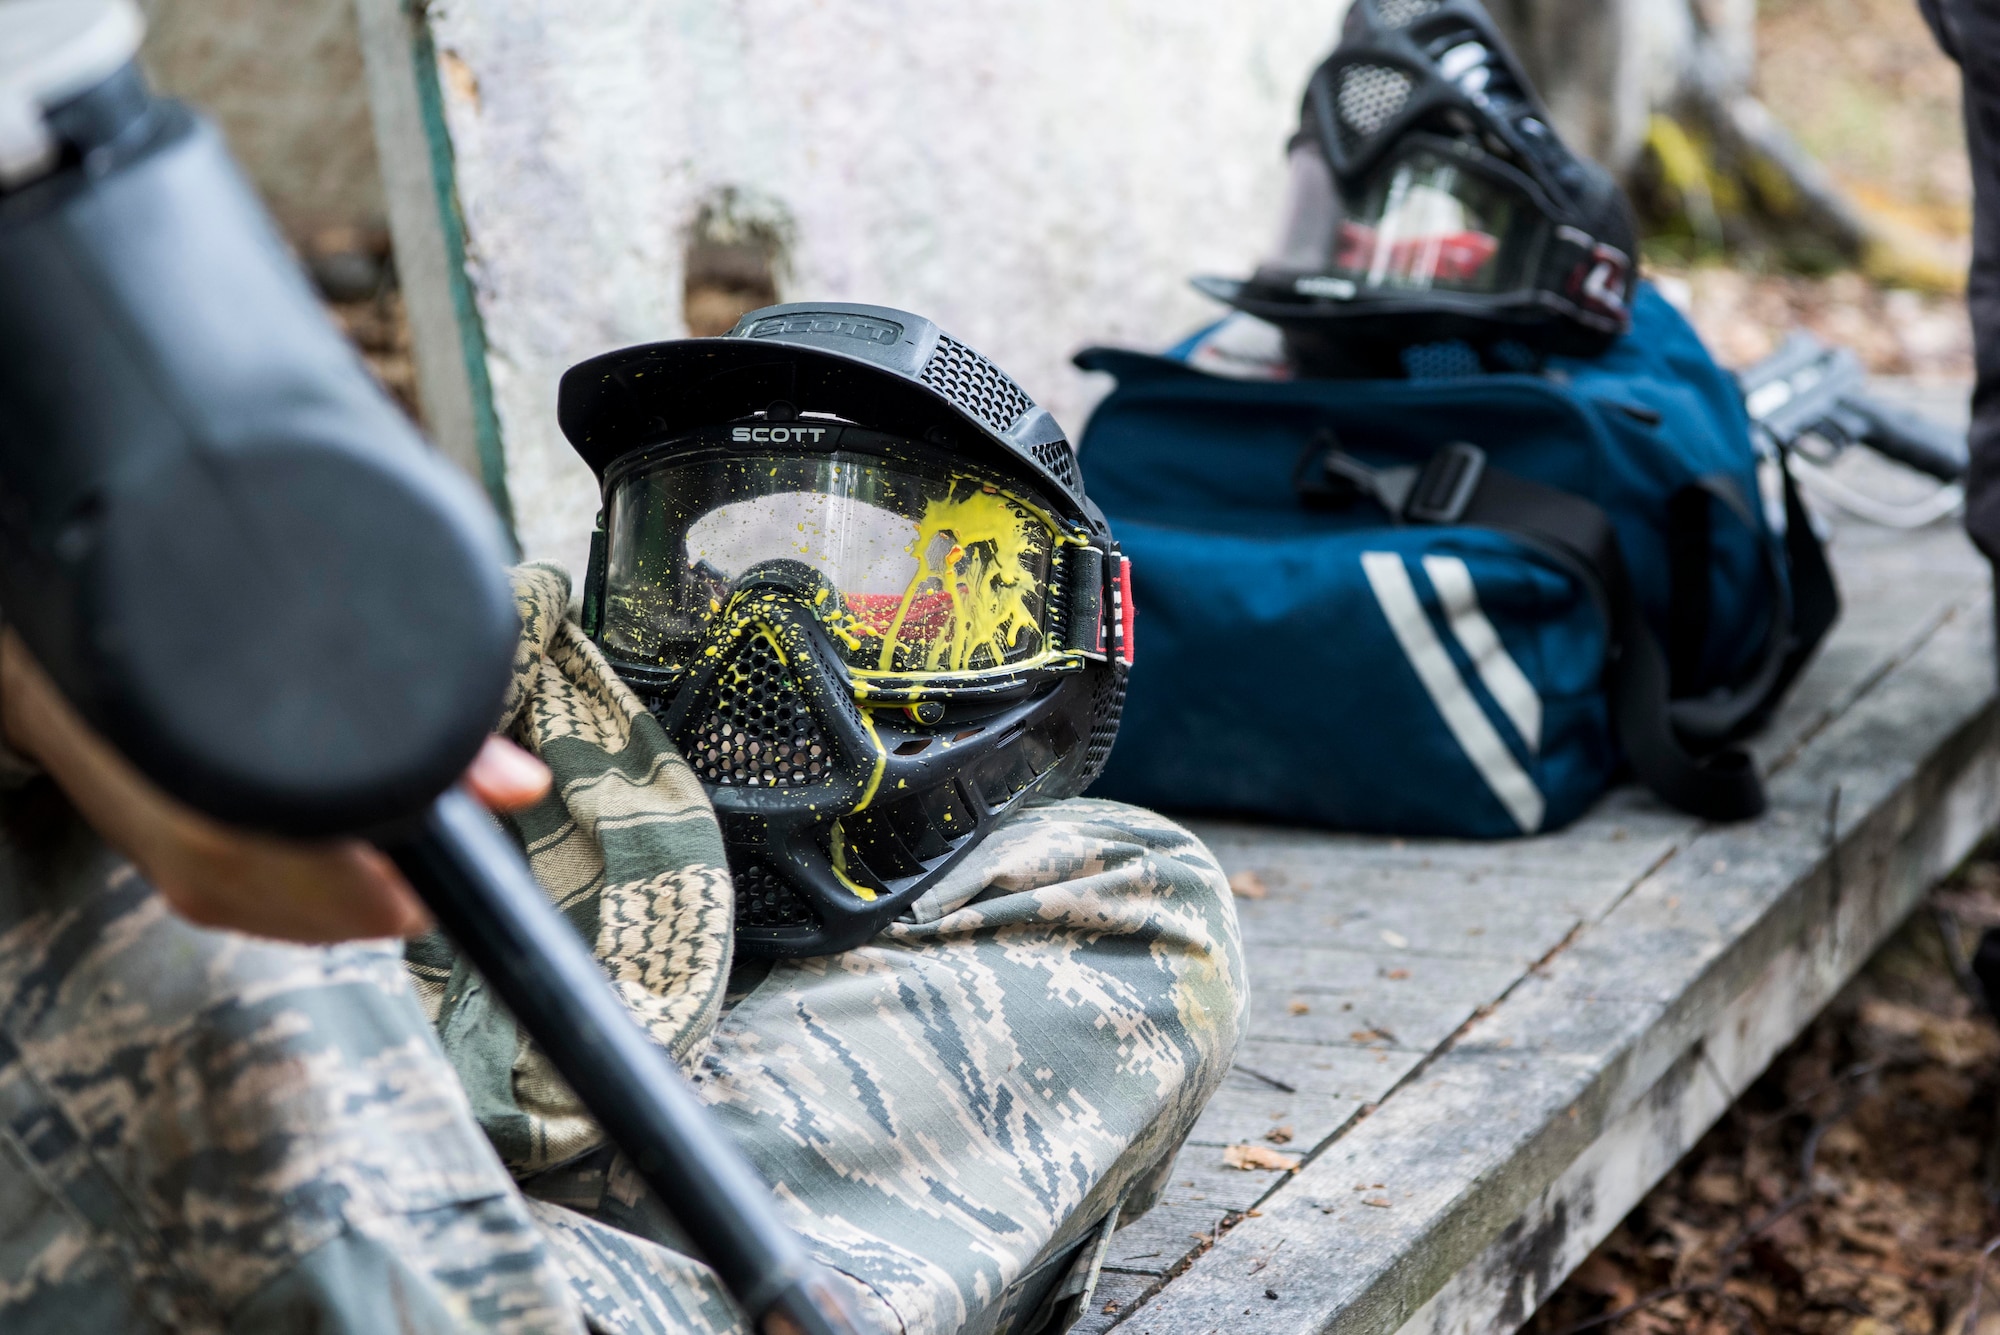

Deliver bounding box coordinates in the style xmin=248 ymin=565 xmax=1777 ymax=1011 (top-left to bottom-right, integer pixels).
xmin=1401 ymin=341 xmax=1484 ymax=381
xmin=838 ymin=806 xmax=930 ymax=880
xmin=1031 ymin=438 xmax=1080 ymax=492
xmin=682 ymin=634 xmax=830 ymax=787
xmin=1375 ymin=0 xmax=1443 ymax=29
xmin=894 ymin=738 xmax=932 ymax=757
xmin=974 ymin=744 xmax=1041 ymax=810
xmin=1336 ymin=64 xmax=1414 ymax=148
xmin=1080 ymin=668 xmax=1126 ymax=787
xmin=917 ymin=781 xmax=976 ymax=844
xmin=920 ymin=333 xmax=1034 ymax=434
xmin=731 ymin=857 xmax=820 ymax=929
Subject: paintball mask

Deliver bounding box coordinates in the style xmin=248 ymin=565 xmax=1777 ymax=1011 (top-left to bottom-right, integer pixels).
xmin=1197 ymin=0 xmax=1640 ymax=376
xmin=560 ymin=305 xmax=1133 ymax=958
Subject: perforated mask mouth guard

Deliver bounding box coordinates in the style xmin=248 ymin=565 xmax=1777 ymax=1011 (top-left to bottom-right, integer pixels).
xmin=1194 ymin=0 xmax=1640 ymax=374
xmin=561 ymin=304 xmax=1134 ymax=958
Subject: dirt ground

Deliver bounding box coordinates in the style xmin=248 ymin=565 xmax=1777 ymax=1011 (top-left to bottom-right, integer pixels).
xmin=1651 ymin=263 xmax=1973 ymax=380
xmin=1525 ymin=865 xmax=2000 ymax=1335
xmin=327 ymin=288 xmax=421 ymax=422
xmin=1758 ymin=0 xmax=1972 ymax=245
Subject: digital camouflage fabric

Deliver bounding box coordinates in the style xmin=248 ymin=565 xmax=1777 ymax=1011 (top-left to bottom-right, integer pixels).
xmin=406 ymin=563 xmax=736 ymax=1173
xmin=0 ymin=566 xmax=1246 ymax=1334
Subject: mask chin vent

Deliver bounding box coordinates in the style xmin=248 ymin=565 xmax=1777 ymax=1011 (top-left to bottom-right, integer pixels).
xmin=1375 ymin=0 xmax=1442 ymax=28
xmin=731 ymin=857 xmax=820 ymax=929
xmin=1337 ymin=64 xmax=1414 ymax=149
xmin=681 ymin=633 xmax=830 ymax=788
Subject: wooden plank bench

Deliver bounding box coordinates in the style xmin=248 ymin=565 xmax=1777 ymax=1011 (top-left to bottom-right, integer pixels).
xmin=1076 ymin=386 xmax=1997 ymax=1335
xmin=350 ymin=15 xmax=1994 ymax=1330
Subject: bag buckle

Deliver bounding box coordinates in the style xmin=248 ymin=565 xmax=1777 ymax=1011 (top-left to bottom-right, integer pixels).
xmin=1302 ymin=438 xmax=1487 ymax=525
xmin=1403 ymin=442 xmax=1487 ymax=525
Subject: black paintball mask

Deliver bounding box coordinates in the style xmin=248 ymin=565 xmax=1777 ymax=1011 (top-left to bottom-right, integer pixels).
xmin=560 ymin=305 xmax=1133 ymax=958
xmin=1196 ymin=0 xmax=1640 ymax=377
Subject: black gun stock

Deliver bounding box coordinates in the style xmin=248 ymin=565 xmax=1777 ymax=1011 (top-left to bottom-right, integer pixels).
xmin=389 ymin=795 xmax=856 ymax=1335
xmin=0 ymin=32 xmax=862 ymax=1335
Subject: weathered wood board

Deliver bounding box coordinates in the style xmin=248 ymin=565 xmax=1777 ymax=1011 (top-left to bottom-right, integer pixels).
xmin=1080 ymin=387 xmax=1996 ymax=1335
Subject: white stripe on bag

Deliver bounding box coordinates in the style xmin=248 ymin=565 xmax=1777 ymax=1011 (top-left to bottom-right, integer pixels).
xmin=1361 ymin=551 xmax=1546 ymax=834
xmin=1421 ymin=555 xmax=1543 ymax=753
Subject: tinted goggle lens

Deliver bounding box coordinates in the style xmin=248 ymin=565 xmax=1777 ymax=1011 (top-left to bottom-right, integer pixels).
xmin=1327 ymin=147 xmax=1533 ymax=295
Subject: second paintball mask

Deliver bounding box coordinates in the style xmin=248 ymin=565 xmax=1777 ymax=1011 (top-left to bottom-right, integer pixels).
xmin=1197 ymin=0 xmax=1640 ymax=376
xmin=559 ymin=305 xmax=1133 ymax=958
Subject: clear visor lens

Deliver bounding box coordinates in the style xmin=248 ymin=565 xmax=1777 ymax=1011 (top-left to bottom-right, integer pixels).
xmin=603 ymin=450 xmax=1056 ymax=675
xmin=1329 ymin=149 xmax=1531 ymax=294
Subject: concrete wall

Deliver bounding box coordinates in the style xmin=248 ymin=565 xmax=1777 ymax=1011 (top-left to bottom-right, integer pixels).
xmin=353 ymin=0 xmax=1717 ymax=577
xmin=360 ymin=0 xmax=1357 ymax=577
xmin=139 ymin=0 xmax=385 ymax=239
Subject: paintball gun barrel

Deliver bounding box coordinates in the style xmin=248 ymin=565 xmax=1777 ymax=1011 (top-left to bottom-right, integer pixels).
xmin=1737 ymin=331 xmax=1969 ymax=483
xmin=0 ymin=5 xmax=855 ymax=1331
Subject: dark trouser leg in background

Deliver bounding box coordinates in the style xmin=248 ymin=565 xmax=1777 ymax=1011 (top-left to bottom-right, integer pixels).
xmin=1921 ymin=0 xmax=2000 ymax=565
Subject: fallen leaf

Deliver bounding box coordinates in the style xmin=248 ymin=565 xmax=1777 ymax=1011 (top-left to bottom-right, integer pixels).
xmin=1384 ymin=968 xmax=1410 ymax=980
xmin=1224 ymin=1143 xmax=1302 ymax=1172
xmin=1265 ymin=1125 xmax=1295 ymax=1144
xmin=1228 ymin=870 xmax=1269 ymax=900
xmin=1691 ymin=1171 xmax=1745 ymax=1206
xmin=1380 ymin=929 xmax=1410 ymax=948
xmin=1287 ymin=1000 xmax=1311 ymax=1016
xmin=1362 ymin=1195 xmax=1392 ymax=1208
xmin=1857 ymin=1000 xmax=2000 ymax=1067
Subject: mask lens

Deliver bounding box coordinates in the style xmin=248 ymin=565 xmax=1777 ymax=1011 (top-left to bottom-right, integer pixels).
xmin=1330 ymin=148 xmax=1529 ymax=294
xmin=603 ymin=449 xmax=1055 ymax=675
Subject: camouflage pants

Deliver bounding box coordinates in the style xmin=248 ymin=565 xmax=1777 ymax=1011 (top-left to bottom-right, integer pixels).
xmin=0 ymin=791 xmax=1243 ymax=1334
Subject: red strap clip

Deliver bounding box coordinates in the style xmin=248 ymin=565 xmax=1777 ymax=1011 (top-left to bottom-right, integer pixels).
xmin=1105 ymin=553 xmax=1135 ymax=668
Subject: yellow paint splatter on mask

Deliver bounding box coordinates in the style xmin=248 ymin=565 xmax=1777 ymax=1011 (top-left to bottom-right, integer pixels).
xmin=876 ymin=486 xmax=1042 ymax=673
xmin=827 ymin=820 xmax=880 ymax=901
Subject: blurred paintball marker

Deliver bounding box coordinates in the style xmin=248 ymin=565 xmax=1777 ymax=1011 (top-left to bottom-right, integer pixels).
xmin=1737 ymin=331 xmax=1968 ymax=528
xmin=0 ymin=5 xmax=857 ymax=1332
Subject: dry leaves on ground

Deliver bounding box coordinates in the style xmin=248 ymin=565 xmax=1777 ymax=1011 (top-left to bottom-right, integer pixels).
xmin=1228 ymin=870 xmax=1269 ymax=901
xmin=326 ymin=290 xmax=422 ymax=426
xmin=1223 ymin=1143 xmax=1302 ymax=1173
xmin=1527 ymin=859 xmax=2000 ymax=1335
xmin=1652 ymin=265 xmax=1971 ymax=381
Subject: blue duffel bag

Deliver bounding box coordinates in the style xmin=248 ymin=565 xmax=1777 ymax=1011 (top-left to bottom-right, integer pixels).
xmin=1075 ymin=285 xmax=1837 ymax=837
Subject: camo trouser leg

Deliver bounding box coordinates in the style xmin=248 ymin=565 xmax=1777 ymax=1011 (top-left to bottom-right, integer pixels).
xmin=524 ymin=796 xmax=1248 ymax=1335
xmin=0 ymin=788 xmax=582 ymax=1335
xmin=0 ymin=790 xmax=1243 ymax=1335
